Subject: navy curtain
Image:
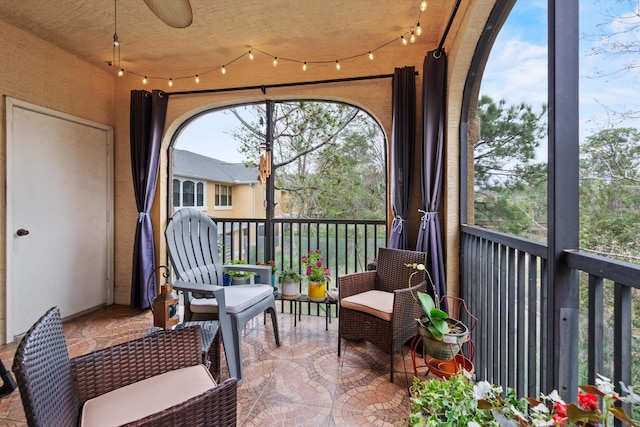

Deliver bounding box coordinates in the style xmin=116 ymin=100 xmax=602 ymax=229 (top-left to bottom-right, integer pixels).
xmin=130 ymin=89 xmax=168 ymax=309
xmin=388 ymin=66 xmax=416 ymax=249
xmin=416 ymin=50 xmax=447 ymax=305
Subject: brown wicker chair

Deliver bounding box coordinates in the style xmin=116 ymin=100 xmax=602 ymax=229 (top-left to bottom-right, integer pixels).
xmin=12 ymin=307 xmax=237 ymax=427
xmin=338 ymin=247 xmax=427 ymax=382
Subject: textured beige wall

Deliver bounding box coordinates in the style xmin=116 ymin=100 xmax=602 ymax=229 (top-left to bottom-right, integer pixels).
xmin=0 ymin=20 xmax=115 ymax=342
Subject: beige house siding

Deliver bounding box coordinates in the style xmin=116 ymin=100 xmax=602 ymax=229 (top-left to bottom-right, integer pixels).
xmin=0 ymin=1 xmax=500 ymax=342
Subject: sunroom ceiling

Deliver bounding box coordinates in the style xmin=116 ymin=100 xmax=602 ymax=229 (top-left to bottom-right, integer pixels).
xmin=0 ymin=0 xmax=453 ymax=83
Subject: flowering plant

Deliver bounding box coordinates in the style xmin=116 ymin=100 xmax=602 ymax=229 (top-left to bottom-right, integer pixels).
xmin=475 ymin=373 xmax=639 ymax=427
xmin=258 ymin=260 xmax=277 ymax=274
xmin=301 ymin=249 xmax=331 ymax=283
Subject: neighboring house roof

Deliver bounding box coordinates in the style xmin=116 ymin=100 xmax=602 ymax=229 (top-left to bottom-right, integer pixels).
xmin=173 ymin=149 xmax=258 ymax=184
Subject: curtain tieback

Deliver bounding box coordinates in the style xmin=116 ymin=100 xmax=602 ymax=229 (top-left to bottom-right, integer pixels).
xmin=391 ymin=215 xmax=405 ymax=233
xmin=418 ymin=209 xmax=438 ymax=229
xmin=137 ymin=212 xmax=147 ymax=223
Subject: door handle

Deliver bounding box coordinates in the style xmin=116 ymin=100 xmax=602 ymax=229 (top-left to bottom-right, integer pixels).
xmin=16 ymin=229 xmax=29 ymax=236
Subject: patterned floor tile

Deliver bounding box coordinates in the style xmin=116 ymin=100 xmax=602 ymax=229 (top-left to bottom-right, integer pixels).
xmin=0 ymin=304 xmax=418 ymax=426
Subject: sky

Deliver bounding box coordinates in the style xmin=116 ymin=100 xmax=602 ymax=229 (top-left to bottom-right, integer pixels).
xmin=177 ymin=1 xmax=640 ymax=162
xmin=480 ymin=0 xmax=640 ymax=160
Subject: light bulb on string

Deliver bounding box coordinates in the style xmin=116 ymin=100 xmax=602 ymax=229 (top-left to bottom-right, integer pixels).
xmin=221 ymin=65 xmax=226 ymax=74
xmin=302 ymin=62 xmax=307 ymax=71
xmin=273 ymin=57 xmax=278 ymax=66
xmin=401 ymin=35 xmax=408 ymax=45
xmin=249 ymin=50 xmax=254 ymax=60
xmin=168 ymin=78 xmax=173 ymax=87
xmin=416 ymin=22 xmax=422 ymax=36
xmin=369 ymin=51 xmax=374 ymax=60
xmin=195 ymin=74 xmax=200 ymax=84
xmin=410 ymin=32 xmax=416 ymax=43
xmin=335 ymin=60 xmax=341 ymax=71
xmin=420 ymin=0 xmax=427 ymax=12
xmin=117 ymin=69 xmax=124 ymax=77
xmin=142 ymin=76 xmax=148 ymax=85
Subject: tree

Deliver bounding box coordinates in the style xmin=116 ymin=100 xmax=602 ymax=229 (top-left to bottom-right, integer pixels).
xmin=229 ymin=101 xmax=385 ymax=219
xmin=579 ymin=127 xmax=640 ymax=261
xmin=474 ymin=95 xmax=548 ymax=237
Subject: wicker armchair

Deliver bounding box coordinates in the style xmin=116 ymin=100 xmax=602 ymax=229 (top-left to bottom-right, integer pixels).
xmin=12 ymin=307 xmax=237 ymax=427
xmin=338 ymin=247 xmax=427 ymax=382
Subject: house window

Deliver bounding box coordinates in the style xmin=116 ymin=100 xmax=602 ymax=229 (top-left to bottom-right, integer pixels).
xmin=173 ymin=178 xmax=206 ymax=209
xmin=215 ymin=184 xmax=232 ymax=207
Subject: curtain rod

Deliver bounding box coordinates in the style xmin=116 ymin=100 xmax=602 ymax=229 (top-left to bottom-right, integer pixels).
xmin=166 ymin=71 xmax=418 ymax=97
xmin=436 ymin=0 xmax=462 ymax=56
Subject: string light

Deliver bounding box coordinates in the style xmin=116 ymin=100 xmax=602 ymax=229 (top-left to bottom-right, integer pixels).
xmin=117 ymin=69 xmax=124 ymax=77
xmin=122 ymin=1 xmax=426 ymax=85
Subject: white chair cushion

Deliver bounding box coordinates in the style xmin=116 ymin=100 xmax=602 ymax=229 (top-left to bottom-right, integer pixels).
xmin=340 ymin=290 xmax=394 ymax=321
xmin=190 ymin=284 xmax=273 ymax=314
xmin=80 ymin=364 xmax=216 ymax=427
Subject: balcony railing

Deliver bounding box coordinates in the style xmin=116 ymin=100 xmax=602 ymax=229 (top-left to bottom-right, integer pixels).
xmin=461 ymin=224 xmax=640 ymax=416
xmin=213 ymin=217 xmax=387 ymax=280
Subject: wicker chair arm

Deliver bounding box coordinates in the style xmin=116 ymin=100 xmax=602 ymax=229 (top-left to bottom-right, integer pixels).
xmin=72 ymin=326 xmax=204 ymax=403
xmin=338 ymin=271 xmax=377 ymax=299
xmin=392 ymin=280 xmax=427 ymax=331
xmin=121 ymin=378 xmax=238 ymax=427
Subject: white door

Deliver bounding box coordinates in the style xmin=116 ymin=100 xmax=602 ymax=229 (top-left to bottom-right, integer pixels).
xmin=6 ymin=98 xmax=113 ymax=341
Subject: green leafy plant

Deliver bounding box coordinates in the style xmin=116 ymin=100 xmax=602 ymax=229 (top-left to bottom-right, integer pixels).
xmin=408 ymin=372 xmax=497 ymax=426
xmin=301 ymin=249 xmax=331 ymax=283
xmin=225 ymin=259 xmax=253 ymax=277
xmin=406 ymin=263 xmax=450 ymax=340
xmin=278 ymin=269 xmax=302 ymax=283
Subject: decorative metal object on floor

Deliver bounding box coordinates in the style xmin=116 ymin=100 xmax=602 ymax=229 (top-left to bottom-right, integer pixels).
xmin=0 ymin=359 xmax=16 ymax=395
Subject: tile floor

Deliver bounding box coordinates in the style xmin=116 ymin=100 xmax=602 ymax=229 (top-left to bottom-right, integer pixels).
xmin=0 ymin=304 xmax=431 ymax=426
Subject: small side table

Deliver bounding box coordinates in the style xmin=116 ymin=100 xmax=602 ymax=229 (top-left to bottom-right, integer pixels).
xmin=146 ymin=320 xmax=221 ymax=382
xmin=274 ymin=293 xmax=338 ymax=330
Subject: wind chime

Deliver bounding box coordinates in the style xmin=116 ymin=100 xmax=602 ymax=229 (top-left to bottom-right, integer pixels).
xmin=257 ymin=117 xmax=271 ymax=185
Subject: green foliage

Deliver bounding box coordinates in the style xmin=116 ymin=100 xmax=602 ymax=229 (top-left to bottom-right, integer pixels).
xmin=407 ymin=374 xmax=497 ymax=426
xmin=474 ymin=95 xmax=548 ymax=239
xmin=229 ymin=101 xmax=385 ymax=219
xmin=277 ymin=269 xmax=301 ymax=283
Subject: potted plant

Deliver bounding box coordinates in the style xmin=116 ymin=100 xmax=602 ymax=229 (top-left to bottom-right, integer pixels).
xmin=257 ymin=260 xmax=277 ymax=287
xmin=225 ymin=259 xmax=253 ymax=285
xmin=302 ymin=249 xmax=331 ymax=301
xmin=407 ymin=263 xmax=470 ymax=362
xmin=278 ymin=269 xmax=302 ymax=299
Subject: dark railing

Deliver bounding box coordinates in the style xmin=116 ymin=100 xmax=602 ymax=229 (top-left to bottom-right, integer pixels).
xmin=214 ymin=217 xmax=387 ymax=281
xmin=461 ymin=224 xmax=640 ymax=416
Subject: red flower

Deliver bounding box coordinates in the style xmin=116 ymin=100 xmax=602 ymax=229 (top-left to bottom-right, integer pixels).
xmin=552 ymin=413 xmax=567 ymax=426
xmin=555 ymin=401 xmax=568 ymax=418
xmin=578 ymin=391 xmax=599 ymax=412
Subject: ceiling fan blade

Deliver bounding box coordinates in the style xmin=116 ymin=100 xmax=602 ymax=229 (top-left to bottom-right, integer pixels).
xmin=143 ymin=0 xmax=193 ymax=28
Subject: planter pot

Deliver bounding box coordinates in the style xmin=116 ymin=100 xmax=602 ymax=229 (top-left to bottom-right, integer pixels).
xmin=426 ymin=354 xmax=474 ymax=379
xmin=418 ymin=317 xmax=469 ymax=361
xmin=307 ymin=281 xmax=327 ymax=301
xmin=231 ymin=276 xmax=251 ymax=285
xmin=281 ymin=281 xmax=300 ymax=299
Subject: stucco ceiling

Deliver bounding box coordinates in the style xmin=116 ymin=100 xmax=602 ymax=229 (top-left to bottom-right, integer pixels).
xmin=0 ymin=0 xmax=455 ymax=83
